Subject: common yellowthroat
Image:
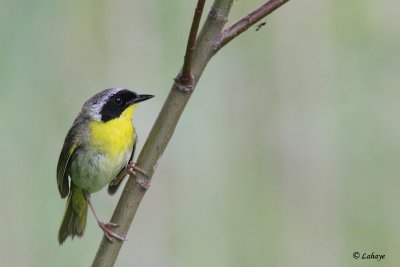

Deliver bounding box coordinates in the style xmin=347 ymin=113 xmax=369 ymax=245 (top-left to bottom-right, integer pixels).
xmin=57 ymin=88 xmax=153 ymax=244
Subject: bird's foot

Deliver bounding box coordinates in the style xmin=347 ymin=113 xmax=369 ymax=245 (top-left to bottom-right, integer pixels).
xmin=126 ymin=162 xmax=150 ymax=189
xmin=126 ymin=161 xmax=148 ymax=177
xmin=98 ymin=221 xmax=127 ymax=243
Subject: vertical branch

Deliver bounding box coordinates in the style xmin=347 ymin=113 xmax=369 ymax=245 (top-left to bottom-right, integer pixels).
xmin=190 ymin=0 xmax=233 ymax=76
xmin=178 ymin=0 xmax=206 ymax=90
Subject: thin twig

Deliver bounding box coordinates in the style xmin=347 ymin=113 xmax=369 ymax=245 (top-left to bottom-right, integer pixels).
xmin=214 ymin=0 xmax=290 ymax=54
xmin=176 ymin=0 xmax=206 ymax=92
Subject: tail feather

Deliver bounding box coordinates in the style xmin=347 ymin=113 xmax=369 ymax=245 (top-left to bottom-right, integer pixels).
xmin=58 ymin=184 xmax=88 ymax=244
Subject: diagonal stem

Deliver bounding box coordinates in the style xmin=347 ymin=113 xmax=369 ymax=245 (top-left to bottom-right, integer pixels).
xmin=214 ymin=0 xmax=290 ymax=54
xmin=92 ymin=0 xmax=290 ymax=265
xmin=92 ymin=1 xmax=232 ymax=266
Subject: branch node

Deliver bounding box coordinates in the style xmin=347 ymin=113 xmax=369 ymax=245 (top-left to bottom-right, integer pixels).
xmin=209 ymin=6 xmax=228 ymax=24
xmin=174 ymin=74 xmax=195 ymax=93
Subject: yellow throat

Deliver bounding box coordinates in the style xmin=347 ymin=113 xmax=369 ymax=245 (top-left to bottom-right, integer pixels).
xmin=89 ymin=105 xmax=136 ymax=157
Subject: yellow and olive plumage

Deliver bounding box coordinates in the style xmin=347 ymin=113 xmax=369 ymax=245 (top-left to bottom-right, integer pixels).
xmin=57 ymin=88 xmax=153 ymax=244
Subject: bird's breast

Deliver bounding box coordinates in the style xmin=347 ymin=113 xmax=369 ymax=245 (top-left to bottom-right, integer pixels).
xmin=89 ymin=106 xmax=135 ymax=157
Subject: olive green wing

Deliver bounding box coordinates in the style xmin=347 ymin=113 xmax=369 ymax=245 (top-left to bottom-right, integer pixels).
xmin=107 ymin=134 xmax=137 ymax=195
xmin=57 ymin=127 xmax=80 ymax=199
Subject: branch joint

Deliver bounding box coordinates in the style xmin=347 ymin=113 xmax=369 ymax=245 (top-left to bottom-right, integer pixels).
xmin=174 ymin=74 xmax=195 ymax=93
xmin=209 ymin=6 xmax=228 ymax=24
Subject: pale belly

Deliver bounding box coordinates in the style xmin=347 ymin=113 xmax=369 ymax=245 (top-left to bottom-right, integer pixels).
xmin=69 ymin=147 xmax=132 ymax=193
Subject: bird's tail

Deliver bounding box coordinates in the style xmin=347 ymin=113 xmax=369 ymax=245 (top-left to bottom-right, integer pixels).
xmin=58 ymin=184 xmax=88 ymax=244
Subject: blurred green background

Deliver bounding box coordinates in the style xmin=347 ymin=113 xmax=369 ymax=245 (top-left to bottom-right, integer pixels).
xmin=1 ymin=0 xmax=399 ymax=266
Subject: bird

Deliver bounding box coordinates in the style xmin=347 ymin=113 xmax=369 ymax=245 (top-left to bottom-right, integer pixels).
xmin=57 ymin=88 xmax=153 ymax=244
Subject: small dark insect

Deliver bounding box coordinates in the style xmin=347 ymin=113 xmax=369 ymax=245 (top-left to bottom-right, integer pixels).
xmin=255 ymin=21 xmax=267 ymax=31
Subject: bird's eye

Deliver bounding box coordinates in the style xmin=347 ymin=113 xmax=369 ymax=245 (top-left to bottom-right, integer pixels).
xmin=114 ymin=97 xmax=123 ymax=105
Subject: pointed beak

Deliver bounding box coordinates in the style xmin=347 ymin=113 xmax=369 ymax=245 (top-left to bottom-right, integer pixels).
xmin=128 ymin=94 xmax=154 ymax=105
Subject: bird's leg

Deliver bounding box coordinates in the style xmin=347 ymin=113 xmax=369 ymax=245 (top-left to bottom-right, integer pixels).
xmin=109 ymin=162 xmax=147 ymax=186
xmin=83 ymin=192 xmax=127 ymax=243
xmin=126 ymin=162 xmax=151 ymax=190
